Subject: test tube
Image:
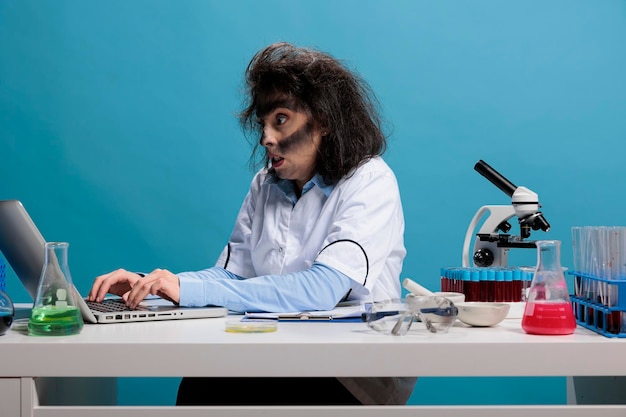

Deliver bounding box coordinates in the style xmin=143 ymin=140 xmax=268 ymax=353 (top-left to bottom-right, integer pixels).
xmin=479 ymin=269 xmax=488 ymax=302
xmin=504 ymin=268 xmax=513 ymax=302
xmin=494 ymin=269 xmax=504 ymax=302
xmin=521 ymin=269 xmax=533 ymax=302
xmin=487 ymin=268 xmax=496 ymax=302
xmin=513 ymin=268 xmax=523 ymax=302
xmin=440 ymin=267 xmax=448 ymax=292
xmin=468 ymin=269 xmax=480 ymax=302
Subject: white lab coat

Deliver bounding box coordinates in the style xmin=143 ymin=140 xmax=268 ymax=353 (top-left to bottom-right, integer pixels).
xmin=217 ymin=156 xmax=416 ymax=404
xmin=218 ymin=156 xmax=405 ymax=303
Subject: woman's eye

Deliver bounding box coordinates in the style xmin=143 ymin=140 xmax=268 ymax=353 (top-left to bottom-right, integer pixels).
xmin=276 ymin=114 xmax=287 ymax=125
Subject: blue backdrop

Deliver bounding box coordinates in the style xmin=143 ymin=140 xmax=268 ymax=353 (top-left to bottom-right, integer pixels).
xmin=1 ymin=0 xmax=624 ymax=406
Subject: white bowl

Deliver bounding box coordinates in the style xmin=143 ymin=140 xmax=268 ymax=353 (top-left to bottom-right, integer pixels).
xmin=455 ymin=302 xmax=510 ymax=327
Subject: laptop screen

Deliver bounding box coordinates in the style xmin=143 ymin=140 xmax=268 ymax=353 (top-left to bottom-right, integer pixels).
xmin=0 ymin=200 xmax=46 ymax=300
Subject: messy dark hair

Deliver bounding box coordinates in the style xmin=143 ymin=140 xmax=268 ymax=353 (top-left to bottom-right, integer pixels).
xmin=239 ymin=42 xmax=387 ymax=185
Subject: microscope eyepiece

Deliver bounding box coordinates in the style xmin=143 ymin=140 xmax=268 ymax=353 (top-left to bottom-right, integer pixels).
xmin=474 ymin=160 xmax=517 ymax=197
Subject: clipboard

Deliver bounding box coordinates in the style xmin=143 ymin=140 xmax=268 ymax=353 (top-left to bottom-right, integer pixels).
xmin=241 ymin=310 xmax=366 ymax=322
xmin=240 ymin=309 xmax=402 ymax=323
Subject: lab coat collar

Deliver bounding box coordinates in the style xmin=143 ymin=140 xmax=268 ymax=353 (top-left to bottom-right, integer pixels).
xmin=267 ymin=173 xmax=335 ymax=201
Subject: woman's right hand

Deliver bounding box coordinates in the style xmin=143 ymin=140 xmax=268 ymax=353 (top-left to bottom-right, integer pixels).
xmin=86 ymin=268 xmax=181 ymax=309
xmin=86 ymin=268 xmax=143 ymax=303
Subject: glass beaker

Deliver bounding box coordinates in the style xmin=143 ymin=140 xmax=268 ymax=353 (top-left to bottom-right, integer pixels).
xmin=28 ymin=242 xmax=84 ymax=336
xmin=522 ymin=240 xmax=576 ymax=335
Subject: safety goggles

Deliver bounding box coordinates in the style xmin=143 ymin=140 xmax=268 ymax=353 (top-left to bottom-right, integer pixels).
xmin=364 ymin=295 xmax=459 ymax=336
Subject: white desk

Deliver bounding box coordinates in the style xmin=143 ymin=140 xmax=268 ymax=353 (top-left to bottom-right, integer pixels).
xmin=1 ymin=314 xmax=626 ymax=417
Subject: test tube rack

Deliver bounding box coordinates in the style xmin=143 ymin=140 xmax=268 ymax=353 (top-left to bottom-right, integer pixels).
xmin=440 ymin=267 xmax=534 ymax=303
xmin=569 ymin=272 xmax=626 ymax=338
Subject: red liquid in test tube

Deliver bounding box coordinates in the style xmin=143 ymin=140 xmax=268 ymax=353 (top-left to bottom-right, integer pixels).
xmin=468 ymin=269 xmax=480 ymax=302
xmin=487 ymin=269 xmax=496 ymax=302
xmin=513 ymin=268 xmax=523 ymax=302
xmin=504 ymin=269 xmax=513 ymax=302
xmin=479 ymin=269 xmax=488 ymax=302
xmin=440 ymin=268 xmax=447 ymax=292
xmin=494 ymin=269 xmax=504 ymax=302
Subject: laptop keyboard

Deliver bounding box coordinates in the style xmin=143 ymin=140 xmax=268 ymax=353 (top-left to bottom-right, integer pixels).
xmin=86 ymin=299 xmax=133 ymax=313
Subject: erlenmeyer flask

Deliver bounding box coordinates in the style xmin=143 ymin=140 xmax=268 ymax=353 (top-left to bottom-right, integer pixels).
xmin=28 ymin=242 xmax=83 ymax=336
xmin=522 ymin=240 xmax=576 ymax=335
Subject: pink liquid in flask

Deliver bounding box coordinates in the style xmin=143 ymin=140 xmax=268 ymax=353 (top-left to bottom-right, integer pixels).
xmin=522 ymin=301 xmax=576 ymax=335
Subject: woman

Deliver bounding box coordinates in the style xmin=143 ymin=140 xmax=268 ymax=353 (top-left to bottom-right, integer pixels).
xmin=88 ymin=42 xmax=416 ymax=405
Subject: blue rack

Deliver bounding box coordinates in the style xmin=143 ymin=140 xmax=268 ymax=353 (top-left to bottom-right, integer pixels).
xmin=0 ymin=257 xmax=5 ymax=292
xmin=569 ymin=271 xmax=626 ymax=338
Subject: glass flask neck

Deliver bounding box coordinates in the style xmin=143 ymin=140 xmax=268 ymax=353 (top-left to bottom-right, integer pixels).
xmin=536 ymin=240 xmax=561 ymax=272
xmin=45 ymin=242 xmax=69 ymax=264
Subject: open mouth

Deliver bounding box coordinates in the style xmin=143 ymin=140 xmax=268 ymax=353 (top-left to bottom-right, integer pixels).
xmin=270 ymin=156 xmax=285 ymax=168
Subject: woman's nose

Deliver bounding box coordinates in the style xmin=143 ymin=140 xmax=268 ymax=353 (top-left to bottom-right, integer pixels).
xmin=260 ymin=128 xmax=276 ymax=147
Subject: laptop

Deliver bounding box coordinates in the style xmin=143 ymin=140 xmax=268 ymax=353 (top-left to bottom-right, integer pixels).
xmin=0 ymin=199 xmax=228 ymax=323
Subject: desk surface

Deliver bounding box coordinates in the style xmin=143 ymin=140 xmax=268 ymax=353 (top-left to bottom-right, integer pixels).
xmin=1 ymin=313 xmax=624 ymax=379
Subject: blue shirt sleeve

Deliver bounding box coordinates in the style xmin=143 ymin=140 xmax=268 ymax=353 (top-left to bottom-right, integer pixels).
xmin=177 ymin=262 xmax=352 ymax=313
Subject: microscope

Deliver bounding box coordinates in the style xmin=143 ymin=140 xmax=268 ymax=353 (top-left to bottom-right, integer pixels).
xmin=461 ymin=160 xmax=551 ymax=268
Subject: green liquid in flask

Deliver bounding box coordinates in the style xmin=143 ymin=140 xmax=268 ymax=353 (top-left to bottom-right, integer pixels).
xmin=28 ymin=305 xmax=83 ymax=336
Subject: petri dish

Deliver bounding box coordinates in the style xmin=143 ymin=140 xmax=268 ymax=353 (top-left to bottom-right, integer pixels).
xmin=225 ymin=319 xmax=277 ymax=333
